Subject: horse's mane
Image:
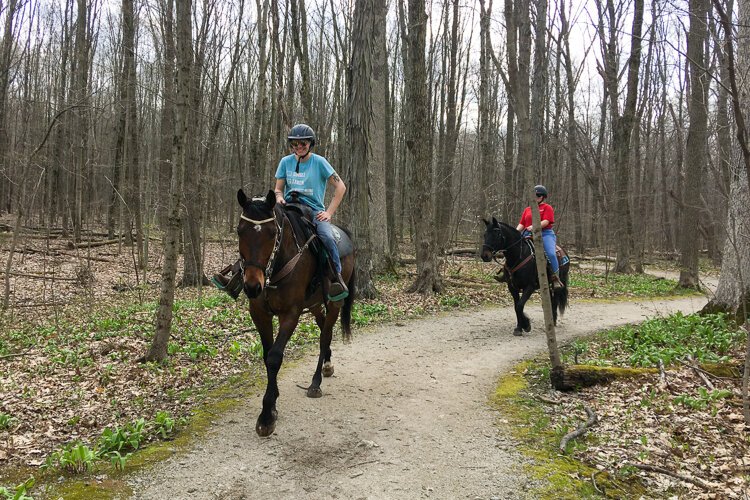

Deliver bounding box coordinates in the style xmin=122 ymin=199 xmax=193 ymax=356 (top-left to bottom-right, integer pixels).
xmin=495 ymin=220 xmax=521 ymax=237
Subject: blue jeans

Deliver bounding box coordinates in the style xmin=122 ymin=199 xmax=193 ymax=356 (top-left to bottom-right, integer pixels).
xmin=313 ymin=213 xmax=341 ymax=274
xmin=522 ymin=229 xmax=559 ymax=274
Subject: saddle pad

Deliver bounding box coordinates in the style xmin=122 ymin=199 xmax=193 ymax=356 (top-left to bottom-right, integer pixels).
xmin=331 ymin=225 xmax=354 ymax=258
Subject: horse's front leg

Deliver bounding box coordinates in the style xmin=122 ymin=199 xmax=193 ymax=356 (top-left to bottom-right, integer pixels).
xmin=517 ymin=287 xmax=535 ymax=333
xmin=249 ymin=306 xmax=274 ymax=364
xmin=256 ymin=314 xmax=299 ymax=437
xmin=307 ymin=306 xmax=338 ymax=398
xmin=508 ymin=285 xmax=524 ymax=336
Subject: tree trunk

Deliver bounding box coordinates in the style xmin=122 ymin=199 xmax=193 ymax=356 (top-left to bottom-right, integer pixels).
xmin=0 ymin=0 xmax=20 ymax=214
xmin=369 ymin=0 xmax=389 ymax=273
xmin=678 ymin=0 xmax=709 ymax=289
xmin=347 ymin=0 xmax=377 ymax=297
xmin=559 ymin=0 xmax=582 ymax=253
xmin=477 ymin=0 xmax=492 ymax=221
xmin=156 ymin=0 xmax=176 ymax=230
xmin=436 ymin=0 xmax=460 ymax=252
xmin=145 ymin=0 xmax=190 ymax=362
xmin=72 ymin=0 xmax=91 ymax=243
xmin=404 ymin=0 xmax=441 ymax=294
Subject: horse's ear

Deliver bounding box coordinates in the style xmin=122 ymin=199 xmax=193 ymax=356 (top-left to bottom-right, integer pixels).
xmin=492 ymin=217 xmax=499 ymax=227
xmin=266 ymin=189 xmax=276 ymax=208
xmin=237 ymin=189 xmax=248 ymax=207
xmin=482 ymin=218 xmax=490 ymax=226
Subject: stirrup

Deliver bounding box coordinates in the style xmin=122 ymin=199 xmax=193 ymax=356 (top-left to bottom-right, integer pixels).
xmin=328 ymin=275 xmax=349 ymax=302
xmin=551 ymin=275 xmax=565 ymax=290
xmin=212 ymin=271 xmax=243 ymax=300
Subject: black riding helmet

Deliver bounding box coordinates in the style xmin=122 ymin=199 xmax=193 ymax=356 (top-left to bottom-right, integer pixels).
xmin=288 ymin=123 xmax=316 ymax=147
xmin=534 ymin=185 xmax=548 ymax=198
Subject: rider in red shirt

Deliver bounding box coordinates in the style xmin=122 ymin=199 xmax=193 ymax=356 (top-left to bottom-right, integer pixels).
xmin=516 ymin=185 xmax=564 ymax=290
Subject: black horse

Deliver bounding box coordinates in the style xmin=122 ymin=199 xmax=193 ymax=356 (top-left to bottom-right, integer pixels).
xmin=481 ymin=217 xmax=568 ymax=335
xmin=237 ymin=189 xmax=356 ymax=436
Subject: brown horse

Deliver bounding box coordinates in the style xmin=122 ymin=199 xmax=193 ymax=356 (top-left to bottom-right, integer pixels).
xmin=237 ymin=189 xmax=356 ymax=437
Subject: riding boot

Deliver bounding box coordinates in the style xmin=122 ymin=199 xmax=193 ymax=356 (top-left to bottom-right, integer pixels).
xmin=494 ymin=268 xmax=508 ymax=283
xmin=328 ymin=273 xmax=349 ymax=301
xmin=211 ymin=260 xmax=243 ymax=300
xmin=551 ymin=272 xmax=565 ymax=290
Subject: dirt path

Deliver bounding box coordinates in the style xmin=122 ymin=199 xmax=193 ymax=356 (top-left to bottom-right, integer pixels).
xmin=128 ymin=293 xmax=708 ymax=499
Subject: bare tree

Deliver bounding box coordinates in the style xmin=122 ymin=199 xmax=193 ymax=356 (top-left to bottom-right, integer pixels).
xmin=346 ymin=0 xmax=376 ymax=297
xmin=71 ymin=0 xmax=92 ymax=242
xmin=369 ymin=0 xmax=389 ymax=272
xmin=559 ymin=0 xmax=583 ymax=253
xmin=597 ymin=0 xmax=644 ymax=273
xmin=477 ymin=0 xmax=492 ymax=220
xmin=144 ymin=0 xmax=190 ymax=362
xmin=403 ymin=0 xmax=440 ymax=294
xmin=435 ymin=0 xmax=460 ymax=250
xmin=679 ymin=0 xmax=710 ymax=288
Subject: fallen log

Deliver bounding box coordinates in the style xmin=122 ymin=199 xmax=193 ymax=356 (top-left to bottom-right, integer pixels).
xmin=65 ymin=238 xmax=123 ymax=250
xmin=551 ymin=364 xmax=657 ymax=391
xmin=444 ymin=247 xmax=478 ymax=256
xmin=0 ymin=270 xmax=80 ymax=282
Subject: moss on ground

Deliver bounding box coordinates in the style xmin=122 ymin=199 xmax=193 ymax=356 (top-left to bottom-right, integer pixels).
xmin=491 ymin=361 xmax=647 ymax=499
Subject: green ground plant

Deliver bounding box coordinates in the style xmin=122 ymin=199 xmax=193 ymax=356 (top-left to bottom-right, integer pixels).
xmin=0 ymin=413 xmax=17 ymax=431
xmin=0 ymin=476 xmax=34 ymax=500
xmin=580 ymin=312 xmax=744 ymax=367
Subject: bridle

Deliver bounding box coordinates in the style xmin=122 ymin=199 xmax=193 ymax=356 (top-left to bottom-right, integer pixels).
xmin=239 ymin=206 xmax=284 ymax=288
xmin=239 ymin=202 xmax=318 ymax=290
xmin=482 ymin=227 xmax=525 ymax=262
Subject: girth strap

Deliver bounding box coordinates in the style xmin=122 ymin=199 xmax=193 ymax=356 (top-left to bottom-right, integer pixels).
xmin=505 ymin=253 xmax=534 ymax=276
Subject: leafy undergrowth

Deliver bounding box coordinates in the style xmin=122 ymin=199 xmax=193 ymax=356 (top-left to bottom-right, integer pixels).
xmin=503 ymin=313 xmax=748 ymax=499
xmin=0 ymin=235 xmax=704 ymax=496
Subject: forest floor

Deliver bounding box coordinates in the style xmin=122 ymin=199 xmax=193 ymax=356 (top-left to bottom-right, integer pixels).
xmin=0 ymin=226 xmax=745 ymax=498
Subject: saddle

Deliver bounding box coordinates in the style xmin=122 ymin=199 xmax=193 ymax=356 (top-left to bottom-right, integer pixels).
xmin=494 ymin=242 xmax=569 ymax=283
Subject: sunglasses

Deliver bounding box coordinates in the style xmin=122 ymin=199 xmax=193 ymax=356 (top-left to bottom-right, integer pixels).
xmin=290 ymin=140 xmax=310 ymax=148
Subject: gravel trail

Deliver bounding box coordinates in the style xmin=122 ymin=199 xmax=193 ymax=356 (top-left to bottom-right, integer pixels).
xmin=129 ymin=293 xmax=708 ymax=500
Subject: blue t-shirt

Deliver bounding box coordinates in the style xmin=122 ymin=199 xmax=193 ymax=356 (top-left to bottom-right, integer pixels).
xmin=275 ymin=153 xmax=336 ymax=212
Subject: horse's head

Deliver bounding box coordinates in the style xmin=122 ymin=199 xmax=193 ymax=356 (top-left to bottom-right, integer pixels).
xmin=237 ymin=189 xmax=280 ymax=298
xmin=481 ymin=217 xmax=508 ymax=262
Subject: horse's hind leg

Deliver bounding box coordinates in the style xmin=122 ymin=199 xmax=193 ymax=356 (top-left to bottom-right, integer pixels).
xmin=307 ymin=307 xmax=339 ymax=398
xmin=518 ymin=287 xmax=535 ymax=333
xmin=311 ymin=307 xmax=334 ymax=378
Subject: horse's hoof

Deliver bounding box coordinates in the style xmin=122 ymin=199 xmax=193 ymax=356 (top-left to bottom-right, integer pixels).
xmin=322 ymin=362 xmax=334 ymax=377
xmin=256 ymin=420 xmax=276 ymax=437
xmin=523 ymin=325 xmax=531 ymax=332
xmin=256 ymin=410 xmax=277 ymax=437
xmin=307 ymin=386 xmax=323 ymax=398
xmin=513 ymin=329 xmax=523 ymax=336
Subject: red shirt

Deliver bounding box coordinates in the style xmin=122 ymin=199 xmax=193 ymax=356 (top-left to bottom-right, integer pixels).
xmin=519 ymin=203 xmax=555 ymax=229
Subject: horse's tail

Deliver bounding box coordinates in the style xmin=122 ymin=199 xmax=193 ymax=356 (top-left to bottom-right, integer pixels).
xmin=555 ymin=265 xmax=569 ymax=315
xmin=341 ymin=264 xmax=355 ymax=342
